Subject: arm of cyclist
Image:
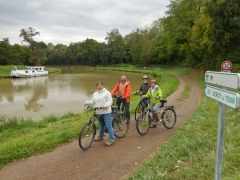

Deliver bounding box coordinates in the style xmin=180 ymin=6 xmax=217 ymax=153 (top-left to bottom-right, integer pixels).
xmin=110 ymin=82 xmax=119 ymax=96
xmin=84 ymin=95 xmax=95 ymax=106
xmin=101 ymin=91 xmax=113 ymax=109
xmin=123 ymin=83 xmax=131 ymax=100
xmin=142 ymin=89 xmax=150 ymax=98
xmin=154 ymin=88 xmax=162 ymax=100
xmin=135 ymin=84 xmax=142 ymax=94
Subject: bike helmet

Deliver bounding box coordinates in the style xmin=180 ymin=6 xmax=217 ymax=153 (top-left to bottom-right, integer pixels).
xmin=142 ymin=75 xmax=148 ymax=79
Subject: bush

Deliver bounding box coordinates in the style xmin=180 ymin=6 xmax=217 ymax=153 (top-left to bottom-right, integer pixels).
xmin=232 ymin=64 xmax=240 ymax=73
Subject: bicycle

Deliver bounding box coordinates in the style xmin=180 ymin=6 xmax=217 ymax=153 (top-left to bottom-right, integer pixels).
xmin=79 ymin=105 xmax=129 ymax=150
xmin=136 ymin=98 xmax=177 ymax=135
xmin=112 ymin=95 xmax=125 ymax=113
xmin=134 ymin=92 xmax=149 ymax=121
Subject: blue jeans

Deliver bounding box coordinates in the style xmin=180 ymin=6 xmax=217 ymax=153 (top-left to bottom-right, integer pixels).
xmin=98 ymin=113 xmax=114 ymax=141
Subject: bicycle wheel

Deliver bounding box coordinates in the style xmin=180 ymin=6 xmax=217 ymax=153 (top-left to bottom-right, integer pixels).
xmin=79 ymin=120 xmax=96 ymax=150
xmin=134 ymin=103 xmax=145 ymax=121
xmin=136 ymin=112 xmax=151 ymax=135
xmin=162 ymin=108 xmax=177 ymax=129
xmin=113 ymin=114 xmax=129 ymax=138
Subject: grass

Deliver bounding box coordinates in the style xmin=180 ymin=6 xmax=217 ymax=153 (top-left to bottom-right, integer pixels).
xmin=0 ymin=65 xmax=61 ymax=77
xmin=0 ymin=66 xmax=179 ymax=169
xmin=128 ymin=70 xmax=240 ymax=180
xmin=0 ymin=112 xmax=90 ymax=169
xmin=177 ymin=81 xmax=191 ymax=101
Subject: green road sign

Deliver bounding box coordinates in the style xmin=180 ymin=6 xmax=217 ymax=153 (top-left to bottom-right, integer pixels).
xmin=205 ymin=71 xmax=240 ymax=90
xmin=205 ymin=85 xmax=240 ymax=109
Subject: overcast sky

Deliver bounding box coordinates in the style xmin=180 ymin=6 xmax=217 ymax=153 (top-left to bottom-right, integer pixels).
xmin=0 ymin=0 xmax=170 ymax=45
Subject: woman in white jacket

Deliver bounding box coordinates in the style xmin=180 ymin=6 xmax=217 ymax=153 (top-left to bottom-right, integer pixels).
xmin=84 ymin=81 xmax=115 ymax=146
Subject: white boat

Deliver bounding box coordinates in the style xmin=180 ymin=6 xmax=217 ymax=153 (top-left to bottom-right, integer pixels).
xmin=10 ymin=66 xmax=48 ymax=78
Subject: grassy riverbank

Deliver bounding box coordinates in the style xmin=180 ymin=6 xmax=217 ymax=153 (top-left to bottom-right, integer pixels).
xmin=0 ymin=66 xmax=179 ymax=169
xmin=0 ymin=65 xmax=61 ymax=77
xmin=128 ymin=70 xmax=240 ymax=179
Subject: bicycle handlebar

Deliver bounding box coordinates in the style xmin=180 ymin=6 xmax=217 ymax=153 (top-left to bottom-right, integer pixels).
xmin=112 ymin=95 xmax=125 ymax=100
xmin=86 ymin=105 xmax=102 ymax=110
xmin=142 ymin=97 xmax=151 ymax=99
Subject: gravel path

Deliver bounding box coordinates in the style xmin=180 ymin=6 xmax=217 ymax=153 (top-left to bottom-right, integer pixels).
xmin=0 ymin=74 xmax=201 ymax=180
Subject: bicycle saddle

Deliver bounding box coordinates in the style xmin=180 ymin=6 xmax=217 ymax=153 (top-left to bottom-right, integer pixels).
xmin=160 ymin=100 xmax=167 ymax=103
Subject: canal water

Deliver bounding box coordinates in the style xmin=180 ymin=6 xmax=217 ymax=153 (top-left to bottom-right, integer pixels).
xmin=0 ymin=69 xmax=143 ymax=120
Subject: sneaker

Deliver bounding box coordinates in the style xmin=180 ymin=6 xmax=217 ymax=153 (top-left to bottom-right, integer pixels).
xmin=156 ymin=119 xmax=163 ymax=125
xmin=150 ymin=124 xmax=157 ymax=128
xmin=94 ymin=136 xmax=103 ymax=141
xmin=105 ymin=140 xmax=114 ymax=146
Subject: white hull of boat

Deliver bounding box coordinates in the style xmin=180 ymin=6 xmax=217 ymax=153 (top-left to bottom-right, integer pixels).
xmin=10 ymin=70 xmax=48 ymax=78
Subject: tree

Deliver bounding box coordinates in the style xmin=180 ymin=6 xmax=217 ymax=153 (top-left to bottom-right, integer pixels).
xmin=19 ymin=27 xmax=47 ymax=65
xmin=112 ymin=34 xmax=126 ymax=64
xmin=0 ymin=38 xmax=28 ymax=65
xmin=105 ymin=29 xmax=126 ymax=64
xmin=204 ymin=0 xmax=240 ymax=68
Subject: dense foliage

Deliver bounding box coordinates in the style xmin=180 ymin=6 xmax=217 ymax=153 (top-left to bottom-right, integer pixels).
xmin=1 ymin=0 xmax=240 ymax=69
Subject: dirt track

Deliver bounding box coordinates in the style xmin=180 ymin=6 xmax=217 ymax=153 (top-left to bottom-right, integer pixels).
xmin=0 ymin=74 xmax=201 ymax=180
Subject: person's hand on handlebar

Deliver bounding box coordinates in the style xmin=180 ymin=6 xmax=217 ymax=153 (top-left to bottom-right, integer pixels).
xmin=84 ymin=102 xmax=88 ymax=106
xmin=120 ymin=96 xmax=125 ymax=99
xmin=101 ymin=105 xmax=107 ymax=109
xmin=155 ymin=96 xmax=160 ymax=99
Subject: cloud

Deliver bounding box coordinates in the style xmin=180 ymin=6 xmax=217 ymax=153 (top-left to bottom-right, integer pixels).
xmin=0 ymin=0 xmax=170 ymax=45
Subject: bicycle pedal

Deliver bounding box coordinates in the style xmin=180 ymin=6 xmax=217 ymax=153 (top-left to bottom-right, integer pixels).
xmin=104 ymin=129 xmax=109 ymax=133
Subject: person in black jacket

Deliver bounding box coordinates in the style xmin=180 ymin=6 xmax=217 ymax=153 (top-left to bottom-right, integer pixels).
xmin=135 ymin=75 xmax=151 ymax=95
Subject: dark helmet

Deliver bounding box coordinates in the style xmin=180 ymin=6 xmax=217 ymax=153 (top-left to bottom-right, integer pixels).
xmin=142 ymin=75 xmax=148 ymax=79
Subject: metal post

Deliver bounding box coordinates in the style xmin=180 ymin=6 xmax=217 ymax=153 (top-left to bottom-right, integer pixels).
xmin=215 ymin=70 xmax=230 ymax=180
xmin=214 ymin=102 xmax=226 ymax=180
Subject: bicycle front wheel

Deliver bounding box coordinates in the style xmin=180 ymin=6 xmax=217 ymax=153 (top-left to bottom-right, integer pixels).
xmin=162 ymin=108 xmax=177 ymax=129
xmin=136 ymin=112 xmax=151 ymax=135
xmin=134 ymin=103 xmax=145 ymax=121
xmin=113 ymin=114 xmax=129 ymax=138
xmin=79 ymin=120 xmax=96 ymax=150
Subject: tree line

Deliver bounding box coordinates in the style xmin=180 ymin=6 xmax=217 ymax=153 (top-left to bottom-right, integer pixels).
xmin=1 ymin=0 xmax=240 ymax=69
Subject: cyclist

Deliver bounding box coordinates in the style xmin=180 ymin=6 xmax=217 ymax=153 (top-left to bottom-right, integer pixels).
xmin=142 ymin=80 xmax=162 ymax=128
xmin=111 ymin=75 xmax=131 ymax=121
xmin=135 ymin=75 xmax=151 ymax=95
xmin=84 ymin=81 xmax=115 ymax=146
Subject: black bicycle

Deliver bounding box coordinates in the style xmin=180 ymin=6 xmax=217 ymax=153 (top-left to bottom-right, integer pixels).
xmin=79 ymin=105 xmax=129 ymax=150
xmin=112 ymin=95 xmax=125 ymax=113
xmin=136 ymin=98 xmax=177 ymax=135
xmin=134 ymin=92 xmax=149 ymax=121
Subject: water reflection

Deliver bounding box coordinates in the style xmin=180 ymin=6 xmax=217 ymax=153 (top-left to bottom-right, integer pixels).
xmin=21 ymin=77 xmax=48 ymax=112
xmin=0 ymin=69 xmax=143 ymax=120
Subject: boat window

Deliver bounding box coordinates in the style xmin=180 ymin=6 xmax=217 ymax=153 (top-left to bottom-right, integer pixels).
xmin=25 ymin=71 xmax=28 ymax=73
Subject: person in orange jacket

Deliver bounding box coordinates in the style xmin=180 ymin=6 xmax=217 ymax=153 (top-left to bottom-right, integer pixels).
xmin=111 ymin=75 xmax=131 ymax=121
